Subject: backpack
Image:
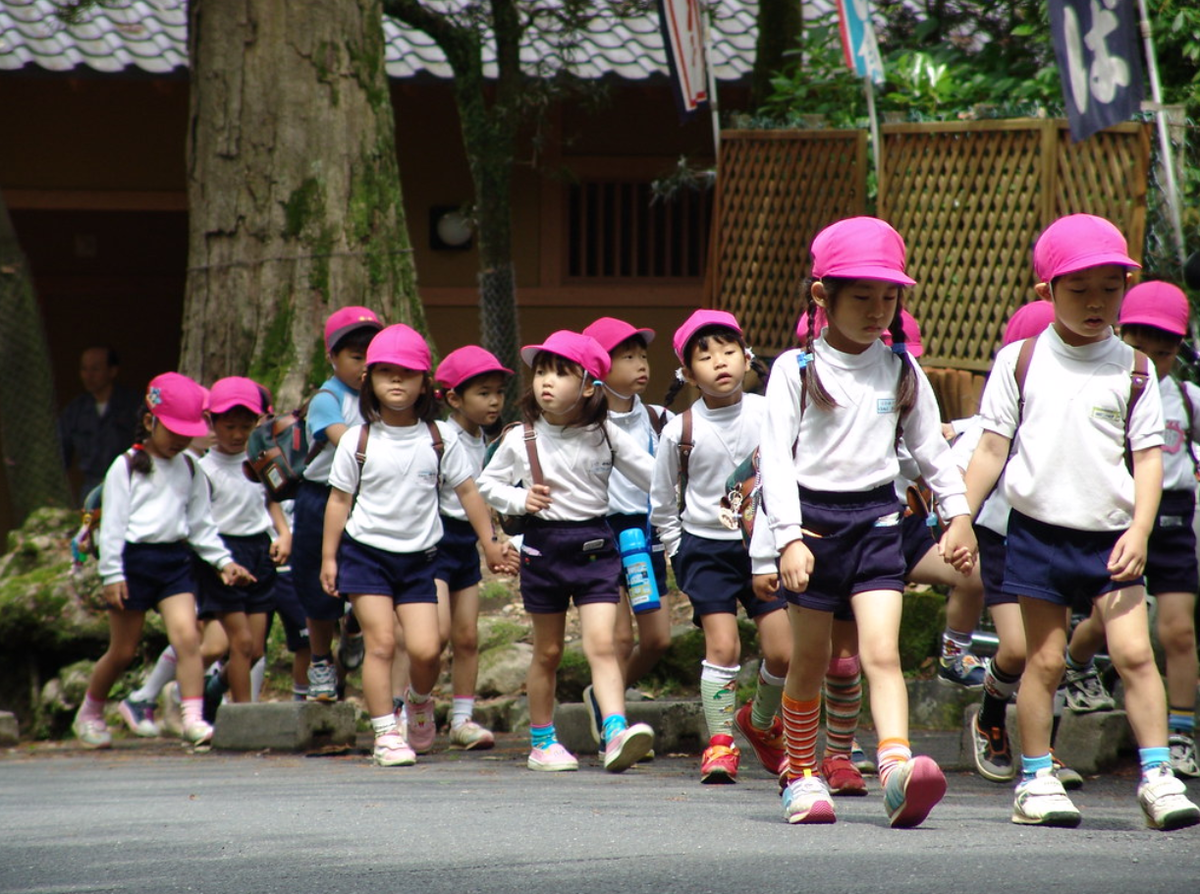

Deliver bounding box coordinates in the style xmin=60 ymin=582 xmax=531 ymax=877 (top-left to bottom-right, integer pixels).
xmin=718 ymin=445 xmax=761 ymax=548
xmin=243 ymin=389 xmax=335 ymax=502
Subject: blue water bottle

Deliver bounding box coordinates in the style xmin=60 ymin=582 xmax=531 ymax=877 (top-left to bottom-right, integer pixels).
xmin=619 ymin=527 xmax=661 ymax=614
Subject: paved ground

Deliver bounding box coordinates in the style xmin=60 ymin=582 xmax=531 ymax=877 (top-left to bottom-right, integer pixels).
xmin=2 ymin=734 xmax=1198 ymax=894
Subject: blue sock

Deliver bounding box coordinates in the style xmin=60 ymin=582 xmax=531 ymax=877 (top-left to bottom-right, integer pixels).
xmin=1139 ymin=746 xmax=1171 ymax=775
xmin=602 ymin=714 xmax=628 ymax=743
xmin=1064 ymin=652 xmax=1089 ymax=672
xmin=1021 ymin=753 xmax=1053 ymax=781
xmin=1168 ymin=710 xmax=1194 ymax=735
xmin=530 ymin=724 xmax=556 ymax=750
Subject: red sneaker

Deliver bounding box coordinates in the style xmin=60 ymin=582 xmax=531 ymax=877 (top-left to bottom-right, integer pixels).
xmin=733 ymin=703 xmax=787 ymax=775
xmin=821 ymin=752 xmax=868 ymax=796
xmin=700 ymin=734 xmax=740 ymax=784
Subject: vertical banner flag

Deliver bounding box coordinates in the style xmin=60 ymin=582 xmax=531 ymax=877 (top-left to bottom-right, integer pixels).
xmin=658 ymin=0 xmax=709 ymax=122
xmin=1049 ymin=0 xmax=1144 ymax=142
xmin=836 ymin=0 xmax=885 ymax=84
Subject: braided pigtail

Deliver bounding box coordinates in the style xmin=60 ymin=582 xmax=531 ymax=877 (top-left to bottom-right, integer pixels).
xmin=800 ymin=278 xmax=838 ymax=411
xmin=663 ymin=369 xmax=688 ymax=408
xmin=747 ymin=355 xmax=770 ymax=395
xmin=130 ymin=403 xmax=153 ymax=474
xmin=887 ymin=299 xmax=918 ymax=415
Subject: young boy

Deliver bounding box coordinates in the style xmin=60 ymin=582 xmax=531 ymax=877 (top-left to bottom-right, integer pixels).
xmin=958 ymin=215 xmax=1200 ymax=830
xmin=292 ymin=306 xmax=383 ymax=702
xmin=1060 ymin=280 xmax=1200 ymax=778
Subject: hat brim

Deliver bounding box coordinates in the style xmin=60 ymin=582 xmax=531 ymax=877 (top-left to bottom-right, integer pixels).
xmin=1045 ymin=252 xmax=1140 ymax=281
xmin=208 ymin=398 xmax=262 ymax=415
xmin=519 ymin=345 xmax=543 ymax=367
xmin=327 ymin=320 xmax=384 ymax=352
xmin=820 ymin=265 xmax=916 ymax=287
xmin=155 ymin=415 xmax=209 ymax=438
xmin=1119 ymin=312 xmax=1187 ymax=337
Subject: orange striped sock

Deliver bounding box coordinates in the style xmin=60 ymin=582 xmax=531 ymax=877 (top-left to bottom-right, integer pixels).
xmin=877 ymin=737 xmax=912 ymax=787
xmin=782 ymin=693 xmax=821 ymax=781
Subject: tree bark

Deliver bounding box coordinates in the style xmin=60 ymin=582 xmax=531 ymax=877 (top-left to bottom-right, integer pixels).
xmin=752 ymin=0 xmax=805 ymax=110
xmin=0 ymin=193 xmax=72 ymax=520
xmin=183 ymin=0 xmax=422 ymax=407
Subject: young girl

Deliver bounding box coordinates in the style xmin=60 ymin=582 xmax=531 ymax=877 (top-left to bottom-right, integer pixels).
xmin=962 ymin=214 xmax=1199 ymax=830
xmin=650 ymin=309 xmax=792 ymax=785
xmin=758 ymin=217 xmax=976 ymax=826
xmin=319 ymin=324 xmax=505 ymax=767
xmin=580 ymin=316 xmax=673 ymax=753
xmin=74 ymin=372 xmax=255 ymax=748
xmin=477 ymin=330 xmax=656 ymax=773
xmin=430 ymin=345 xmax=516 ymax=750
xmin=195 ymin=377 xmax=291 ymax=708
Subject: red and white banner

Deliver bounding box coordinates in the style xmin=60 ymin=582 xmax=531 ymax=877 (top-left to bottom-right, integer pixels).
xmin=658 ymin=0 xmax=709 ymax=121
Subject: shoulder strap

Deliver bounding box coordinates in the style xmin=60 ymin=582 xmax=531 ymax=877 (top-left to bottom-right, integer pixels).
xmin=426 ymin=421 xmax=444 ymax=486
xmin=352 ymin=425 xmax=369 ymax=501
xmin=677 ymin=409 xmax=693 ymax=513
xmin=1179 ymin=380 xmax=1200 ymax=480
xmin=299 ymin=388 xmax=340 ymax=462
xmin=522 ymin=423 xmax=544 ymax=486
xmin=1013 ymin=334 xmax=1039 ymax=429
xmin=1123 ymin=351 xmax=1152 ymax=472
xmin=646 ymin=405 xmax=664 ymax=436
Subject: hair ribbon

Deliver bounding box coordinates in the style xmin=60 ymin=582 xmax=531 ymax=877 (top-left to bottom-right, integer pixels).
xmin=796 ymin=351 xmax=814 ymax=370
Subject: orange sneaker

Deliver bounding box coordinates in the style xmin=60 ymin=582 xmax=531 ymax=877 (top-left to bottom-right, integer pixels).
xmin=820 ymin=752 xmax=867 ymax=796
xmin=700 ymin=734 xmax=740 ymax=784
xmin=733 ymin=703 xmax=788 ymax=774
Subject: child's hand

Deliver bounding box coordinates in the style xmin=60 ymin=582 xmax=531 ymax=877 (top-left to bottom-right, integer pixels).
xmin=320 ymin=558 xmax=339 ymax=596
xmin=499 ymin=541 xmax=521 ymax=575
xmin=779 ymin=540 xmax=814 ymax=593
xmin=221 ymin=562 xmax=257 ymax=587
xmin=103 ymin=581 xmax=128 ymax=609
xmin=937 ymin=516 xmax=977 ymax=575
xmin=525 ymin=484 xmax=552 ymax=515
xmin=270 ymin=532 xmax=292 ymax=566
xmin=941 ymin=422 xmax=956 ymax=441
xmin=752 ymin=572 xmax=780 ymax=601
xmin=1107 ymin=530 xmax=1148 ymax=581
xmin=482 ymin=539 xmax=510 ymax=574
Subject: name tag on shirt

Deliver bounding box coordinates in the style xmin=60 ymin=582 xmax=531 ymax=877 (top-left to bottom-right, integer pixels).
xmin=876 ymin=397 xmax=897 ymax=414
xmin=1091 ymin=406 xmax=1121 ymax=424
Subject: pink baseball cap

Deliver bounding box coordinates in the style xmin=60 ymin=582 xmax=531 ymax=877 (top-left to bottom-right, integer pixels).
xmin=672 ymin=309 xmax=743 ymax=362
xmin=520 ymin=330 xmax=611 ymax=380
xmin=145 ymin=372 xmax=209 ymax=438
xmin=811 ymin=217 xmax=917 ymax=287
xmin=435 ymin=345 xmax=514 ymax=390
xmin=1033 ymin=214 xmax=1140 ymax=282
xmin=1002 ymin=300 xmax=1056 ymax=346
xmin=1120 ymin=281 xmax=1190 ymax=336
xmin=582 ymin=317 xmax=656 ymax=354
xmin=324 ymin=305 xmax=383 ymax=352
xmin=794 ymin=306 xmax=924 ymax=356
xmin=208 ymin=376 xmax=267 ymax=415
xmin=365 ymin=323 xmax=432 ymax=371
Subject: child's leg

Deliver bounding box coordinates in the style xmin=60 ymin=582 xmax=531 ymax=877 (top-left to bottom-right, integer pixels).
xmin=527 ymin=612 xmax=567 ymax=729
xmin=910 ymin=549 xmax=985 ymax=685
xmin=200 ymin=619 xmax=229 ymax=671
xmin=217 ymin=611 xmax=255 ymax=703
xmin=823 ymin=618 xmax=861 ymax=758
xmin=87 ymin=610 xmax=147 ymax=703
xmin=1016 ymin=596 xmax=1070 ymax=765
xmin=749 ymin=606 xmax=790 ymax=727
xmin=448 ymin=584 xmax=482 ymax=718
xmin=578 ymin=601 xmax=624 ymax=722
xmin=782 ymin=605 xmax=832 ymax=777
xmin=613 ymin=591 xmax=636 ymax=673
xmin=850 ymin=589 xmax=907 ymax=749
xmin=160 ymin=593 xmax=212 ymax=742
xmin=397 ymin=601 xmax=442 ymax=697
xmin=624 ymin=596 xmax=672 ymax=689
xmin=1095 ymin=586 xmax=1167 ymax=750
xmin=978 ymin=602 xmax=1025 ymax=730
xmin=348 ymin=594 xmax=398 ymax=719
xmin=391 ymin=616 xmax=409 ymax=712
xmin=128 ymin=645 xmax=177 ymax=704
xmin=1155 ymin=591 xmax=1198 ymax=742
xmin=698 ymin=612 xmax=742 ymax=739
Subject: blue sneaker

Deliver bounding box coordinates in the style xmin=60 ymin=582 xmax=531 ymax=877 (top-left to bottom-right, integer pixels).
xmin=582 ymin=684 xmax=603 ymax=746
xmin=937 ymin=652 xmax=986 ymax=689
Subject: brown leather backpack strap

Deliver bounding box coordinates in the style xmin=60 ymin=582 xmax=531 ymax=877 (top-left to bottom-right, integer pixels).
xmin=1013 ymin=333 xmax=1039 ymax=429
xmin=646 ymin=405 xmax=664 ymax=436
xmin=1124 ymin=350 xmax=1152 ymax=472
xmin=522 ymin=423 xmax=544 ymax=486
xmin=678 ymin=409 xmax=693 ymax=513
xmin=352 ymin=424 xmax=370 ymax=500
xmin=426 ymin=421 xmax=444 ymax=486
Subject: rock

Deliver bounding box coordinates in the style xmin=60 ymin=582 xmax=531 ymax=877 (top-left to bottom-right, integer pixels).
xmin=212 ymin=702 xmax=358 ymax=751
xmin=476 ymin=642 xmax=533 ymax=698
xmin=0 ymin=711 xmax=18 ymax=745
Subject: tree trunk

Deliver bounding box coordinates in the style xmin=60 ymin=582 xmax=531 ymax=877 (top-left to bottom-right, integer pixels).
xmin=0 ymin=194 xmax=72 ymax=520
xmin=183 ymin=0 xmax=422 ymax=407
xmin=752 ymin=0 xmax=805 ymax=110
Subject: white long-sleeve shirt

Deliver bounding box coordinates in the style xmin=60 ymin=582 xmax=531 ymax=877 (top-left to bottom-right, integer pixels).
xmin=478 ymin=418 xmax=652 ymax=522
xmin=1159 ymin=375 xmax=1200 ymax=493
xmin=199 ymin=449 xmax=273 ymax=537
xmin=606 ymin=396 xmax=672 ymax=515
xmin=951 ymin=416 xmax=1010 ymax=536
xmin=329 ymin=420 xmax=474 ymax=553
xmin=98 ymin=449 xmax=232 ymax=585
xmin=650 ymin=393 xmax=767 ymax=556
xmin=978 ymin=328 xmax=1164 ymax=531
xmin=758 ymin=337 xmax=969 ymax=554
xmin=437 ymin=418 xmax=488 ymax=522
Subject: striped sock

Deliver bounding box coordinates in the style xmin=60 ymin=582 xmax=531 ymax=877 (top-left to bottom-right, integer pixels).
xmin=979 ymin=659 xmax=1021 ymax=729
xmin=782 ymin=693 xmax=821 ymax=778
xmin=1140 ymin=746 xmax=1171 ymax=776
xmin=750 ymin=662 xmax=785 ymax=731
xmin=1020 ymin=752 xmax=1053 ymax=781
xmin=877 ymin=737 xmax=912 ymax=787
xmin=822 ymin=656 xmax=861 ymax=756
xmin=530 ymin=723 xmax=557 ymax=750
xmin=1168 ymin=708 xmax=1195 ymax=735
xmin=699 ymin=661 xmax=739 ymax=739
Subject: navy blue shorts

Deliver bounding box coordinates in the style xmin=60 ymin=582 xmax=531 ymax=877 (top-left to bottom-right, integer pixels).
xmin=674 ymin=531 xmax=787 ymax=627
xmin=975 ymin=524 xmax=1014 ymax=607
xmin=292 ymin=480 xmax=345 ymax=621
xmin=1003 ymin=509 xmax=1127 ymax=609
xmin=607 ymin=513 xmax=669 ymax=599
xmin=1146 ymin=489 xmax=1199 ymax=595
xmin=270 ymin=568 xmax=310 ymax=652
xmin=433 ymin=516 xmax=483 ymax=592
xmin=196 ymin=533 xmax=276 ymax=617
xmin=782 ymin=484 xmax=906 ymax=615
xmin=336 ymin=535 xmax=438 ymax=605
xmin=119 ymin=542 xmax=197 ymax=613
xmin=519 ymin=518 xmax=621 ymax=614
xmin=900 ymin=508 xmax=937 ymax=574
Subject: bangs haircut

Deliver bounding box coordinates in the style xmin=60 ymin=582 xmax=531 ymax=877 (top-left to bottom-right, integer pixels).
xmin=360 ymin=366 xmax=438 ymax=424
xmin=610 ymin=334 xmax=649 ymax=356
xmin=1119 ymin=322 xmax=1183 ymax=348
xmin=453 ymin=370 xmax=510 ymax=397
xmin=331 ymin=326 xmax=377 ymax=356
xmin=520 ymin=349 xmax=609 ymax=430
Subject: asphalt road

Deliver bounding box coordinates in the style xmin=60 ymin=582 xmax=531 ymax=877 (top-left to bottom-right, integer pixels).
xmin=2 ymin=735 xmax=1198 ymax=894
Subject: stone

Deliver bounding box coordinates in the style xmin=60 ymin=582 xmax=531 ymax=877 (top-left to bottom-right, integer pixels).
xmin=553 ymin=698 xmax=706 ymax=755
xmin=0 ymin=711 xmax=18 ymax=746
xmin=476 ymin=642 xmax=533 ymax=699
xmin=211 ymin=701 xmax=357 ymax=752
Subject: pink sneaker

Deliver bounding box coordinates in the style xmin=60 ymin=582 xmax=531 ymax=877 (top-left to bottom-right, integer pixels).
xmin=406 ymin=695 xmax=437 ymax=754
xmin=374 ymin=730 xmax=417 ymax=767
xmin=527 ymin=742 xmax=579 ymax=771
xmin=604 ymin=723 xmax=654 ymax=773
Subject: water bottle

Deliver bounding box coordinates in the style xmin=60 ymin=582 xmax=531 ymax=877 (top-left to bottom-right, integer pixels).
xmin=619 ymin=527 xmax=661 ymax=614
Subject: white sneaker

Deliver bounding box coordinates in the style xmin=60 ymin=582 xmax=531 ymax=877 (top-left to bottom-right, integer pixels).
xmin=782 ymin=771 xmax=836 ymax=824
xmin=72 ymin=713 xmax=112 ymax=749
xmin=1137 ymin=764 xmax=1200 ymax=831
xmin=528 ymin=742 xmax=579 ymax=771
xmin=603 ymin=723 xmax=654 ymax=773
xmin=373 ymin=730 xmax=417 ymax=767
xmin=1012 ymin=768 xmax=1081 ymax=827
xmin=448 ymin=720 xmax=495 ymax=751
xmin=1169 ymin=733 xmax=1199 ymax=778
xmin=181 ymin=718 xmax=214 ymax=746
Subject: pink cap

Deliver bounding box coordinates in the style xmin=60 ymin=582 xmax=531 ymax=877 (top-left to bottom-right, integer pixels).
xmin=366 ymin=324 xmax=432 ymax=371
xmin=672 ymin=309 xmax=743 ymax=362
xmin=1119 ymin=281 xmax=1190 ymax=337
xmin=435 ymin=345 xmax=514 ymax=390
xmin=794 ymin=306 xmax=924 ymax=356
xmin=520 ymin=330 xmax=611 ymax=380
xmin=1002 ymin=300 xmax=1056 ymax=346
xmin=811 ymin=217 xmax=916 ymax=287
xmin=208 ymin=376 xmax=266 ymax=415
xmin=145 ymin=372 xmax=209 ymax=438
xmin=581 ymin=317 xmax=656 ymax=354
xmin=324 ymin=305 xmax=383 ymax=352
xmin=1033 ymin=214 xmax=1140 ymax=282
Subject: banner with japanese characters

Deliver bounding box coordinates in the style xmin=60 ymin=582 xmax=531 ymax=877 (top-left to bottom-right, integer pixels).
xmin=836 ymin=0 xmax=885 ymax=84
xmin=657 ymin=0 xmax=710 ymax=121
xmin=1048 ymin=0 xmax=1144 ymax=142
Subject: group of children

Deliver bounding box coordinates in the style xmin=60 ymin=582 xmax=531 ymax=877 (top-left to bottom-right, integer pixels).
xmin=75 ymin=211 xmax=1200 ymax=833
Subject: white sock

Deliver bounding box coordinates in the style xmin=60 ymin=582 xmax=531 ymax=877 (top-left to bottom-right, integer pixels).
xmin=372 ymin=714 xmax=398 ymax=737
xmin=130 ymin=646 xmax=177 ymax=703
xmin=451 ymin=697 xmax=474 ymax=729
xmin=250 ymin=657 xmax=266 ymax=702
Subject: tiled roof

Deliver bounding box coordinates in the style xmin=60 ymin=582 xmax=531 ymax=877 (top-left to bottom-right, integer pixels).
xmin=0 ymin=0 xmax=835 ymax=81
